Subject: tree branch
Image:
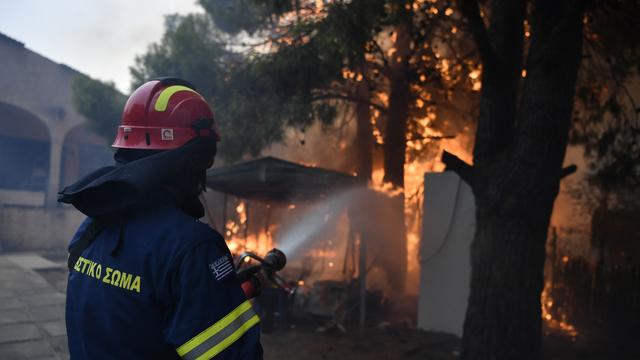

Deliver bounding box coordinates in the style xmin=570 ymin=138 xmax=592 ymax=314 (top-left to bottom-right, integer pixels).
xmin=407 ymin=134 xmax=456 ymax=142
xmin=367 ymin=59 xmax=392 ymax=80
xmin=459 ymin=0 xmax=496 ymax=68
xmin=442 ymin=150 xmax=475 ymax=187
xmin=560 ymin=164 xmax=577 ymax=179
xmin=311 ymin=92 xmax=388 ymax=114
xmin=370 ymin=38 xmax=392 ymax=76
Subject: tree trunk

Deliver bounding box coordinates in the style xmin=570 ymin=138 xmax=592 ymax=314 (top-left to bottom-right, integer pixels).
xmin=354 ymin=61 xmax=373 ymax=181
xmin=381 ymin=21 xmax=412 ymax=291
xmin=383 ymin=22 xmax=411 ymax=189
xmin=461 ymin=0 xmax=586 ymax=359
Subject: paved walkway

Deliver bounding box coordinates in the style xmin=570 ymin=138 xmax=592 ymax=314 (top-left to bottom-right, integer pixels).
xmin=0 ymin=253 xmax=68 ymax=359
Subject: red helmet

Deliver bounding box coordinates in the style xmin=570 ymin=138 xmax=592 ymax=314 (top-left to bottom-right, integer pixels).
xmin=112 ymin=78 xmax=221 ymax=150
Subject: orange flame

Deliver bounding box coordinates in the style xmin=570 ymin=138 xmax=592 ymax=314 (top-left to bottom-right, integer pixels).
xmin=224 ymin=200 xmax=273 ymax=256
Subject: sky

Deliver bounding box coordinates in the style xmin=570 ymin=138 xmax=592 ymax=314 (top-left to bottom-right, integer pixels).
xmin=0 ymin=0 xmax=203 ymax=93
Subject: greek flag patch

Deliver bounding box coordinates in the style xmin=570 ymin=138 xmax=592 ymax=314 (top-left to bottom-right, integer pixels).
xmin=209 ymin=256 xmax=234 ymax=281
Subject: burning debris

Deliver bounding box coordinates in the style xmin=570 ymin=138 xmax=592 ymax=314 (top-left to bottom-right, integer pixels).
xmin=542 ymin=229 xmax=580 ymax=340
xmin=541 ymin=280 xmax=579 ymax=339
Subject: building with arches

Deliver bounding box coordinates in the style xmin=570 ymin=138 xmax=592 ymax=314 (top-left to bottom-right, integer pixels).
xmin=0 ymin=32 xmax=113 ymax=251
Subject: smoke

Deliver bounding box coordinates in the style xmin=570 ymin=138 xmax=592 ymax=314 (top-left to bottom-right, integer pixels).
xmin=262 ymin=119 xmax=358 ymax=175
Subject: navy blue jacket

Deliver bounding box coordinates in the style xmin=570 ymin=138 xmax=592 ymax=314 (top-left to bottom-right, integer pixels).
xmin=66 ymin=206 xmax=262 ymax=359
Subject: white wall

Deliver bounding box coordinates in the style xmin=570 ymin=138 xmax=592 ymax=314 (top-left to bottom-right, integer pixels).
xmin=417 ymin=171 xmax=475 ymax=336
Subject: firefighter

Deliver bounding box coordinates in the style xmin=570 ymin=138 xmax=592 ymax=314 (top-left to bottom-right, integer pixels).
xmin=59 ymin=78 xmax=262 ymax=359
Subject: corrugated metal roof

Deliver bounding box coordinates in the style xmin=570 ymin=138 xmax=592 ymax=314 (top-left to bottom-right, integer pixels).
xmin=206 ymin=156 xmax=363 ymax=203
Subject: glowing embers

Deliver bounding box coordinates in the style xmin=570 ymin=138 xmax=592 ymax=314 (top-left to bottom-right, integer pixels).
xmin=541 ymin=257 xmax=579 ymax=340
xmin=541 ymin=282 xmax=579 ymax=339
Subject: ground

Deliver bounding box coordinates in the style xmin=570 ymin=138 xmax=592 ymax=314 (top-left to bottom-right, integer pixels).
xmin=263 ymin=327 xmax=459 ymax=360
xmin=0 ymin=251 xmax=460 ymax=360
xmin=0 ymin=251 xmax=637 ymax=359
xmin=0 ymin=253 xmax=68 ymax=359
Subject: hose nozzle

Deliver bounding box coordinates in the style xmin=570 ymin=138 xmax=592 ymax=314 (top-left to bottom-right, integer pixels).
xmin=263 ymin=248 xmax=286 ymax=272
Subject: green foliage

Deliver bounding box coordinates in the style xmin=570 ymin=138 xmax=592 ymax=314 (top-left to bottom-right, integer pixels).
xmin=572 ymin=0 xmax=640 ymax=199
xmin=126 ymin=11 xmax=343 ymax=161
xmin=130 ymin=14 xmax=227 ymax=96
xmin=198 ymin=0 xmax=292 ymax=35
xmin=71 ymin=75 xmax=126 ymax=142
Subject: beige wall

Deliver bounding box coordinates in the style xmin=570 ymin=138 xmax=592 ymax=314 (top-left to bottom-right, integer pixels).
xmin=0 ymin=190 xmax=45 ymax=207
xmin=0 ymin=33 xmax=111 ymax=251
xmin=0 ymin=34 xmax=87 ymax=208
xmin=0 ymin=206 xmax=85 ymax=252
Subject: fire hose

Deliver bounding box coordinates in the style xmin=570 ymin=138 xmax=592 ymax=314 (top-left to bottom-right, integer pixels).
xmin=235 ymin=248 xmax=293 ymax=299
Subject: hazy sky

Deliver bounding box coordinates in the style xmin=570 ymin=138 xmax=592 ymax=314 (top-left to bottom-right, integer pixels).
xmin=0 ymin=0 xmax=202 ymax=93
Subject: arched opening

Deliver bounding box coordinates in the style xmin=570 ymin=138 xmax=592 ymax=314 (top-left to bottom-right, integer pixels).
xmin=60 ymin=124 xmax=113 ymax=187
xmin=0 ymin=102 xmax=50 ymax=194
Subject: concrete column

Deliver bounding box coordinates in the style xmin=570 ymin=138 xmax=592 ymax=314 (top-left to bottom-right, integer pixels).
xmin=45 ymin=136 xmax=63 ymax=208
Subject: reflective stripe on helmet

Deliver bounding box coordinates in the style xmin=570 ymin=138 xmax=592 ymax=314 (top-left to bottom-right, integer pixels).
xmin=176 ymin=300 xmax=259 ymax=360
xmin=154 ymin=85 xmax=198 ymax=112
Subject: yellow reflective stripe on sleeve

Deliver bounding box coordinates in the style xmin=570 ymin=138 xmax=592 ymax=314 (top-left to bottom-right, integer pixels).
xmin=176 ymin=300 xmax=259 ymax=359
xmin=195 ymin=314 xmax=260 ymax=360
xmin=154 ymin=85 xmax=197 ymax=112
xmin=176 ymin=300 xmax=252 ymax=355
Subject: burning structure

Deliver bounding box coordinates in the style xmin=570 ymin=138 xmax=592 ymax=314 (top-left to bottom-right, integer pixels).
xmin=203 ymin=156 xmax=412 ymax=329
xmin=207 ymin=157 xmax=406 ymax=288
